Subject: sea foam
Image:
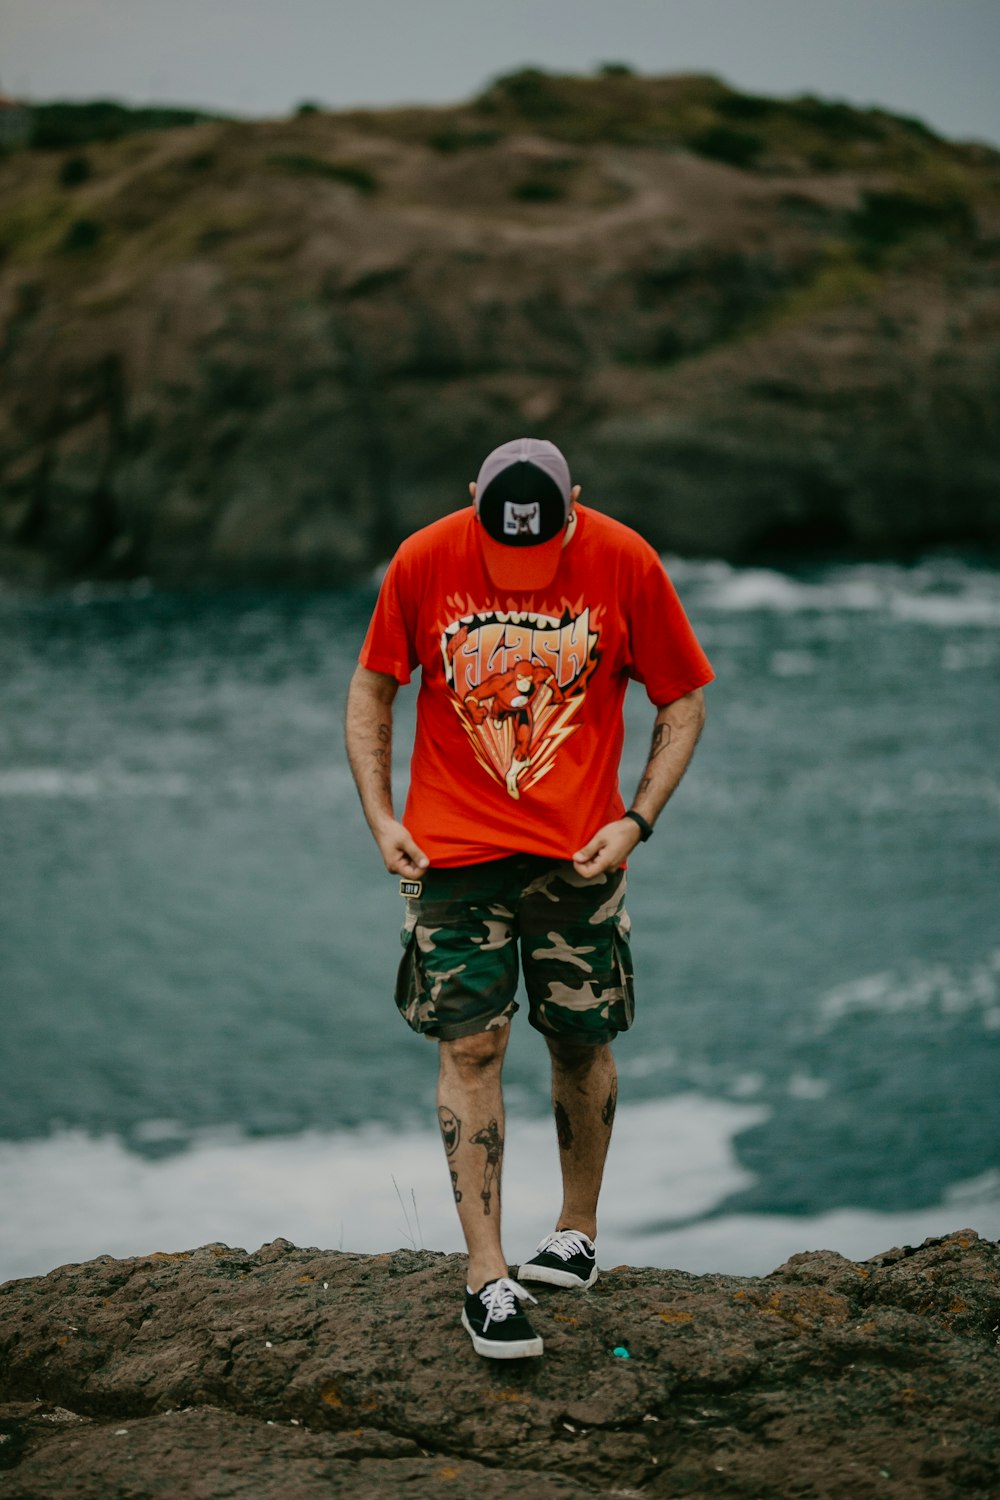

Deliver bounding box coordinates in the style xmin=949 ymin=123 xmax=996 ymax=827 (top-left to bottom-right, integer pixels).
xmin=3 ymin=1093 xmax=998 ymax=1286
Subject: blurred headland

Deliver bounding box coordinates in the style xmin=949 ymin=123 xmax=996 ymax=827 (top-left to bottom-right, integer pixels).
xmin=1 ymin=68 xmax=999 ymax=587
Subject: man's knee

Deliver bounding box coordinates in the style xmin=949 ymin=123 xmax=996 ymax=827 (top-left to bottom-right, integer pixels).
xmin=440 ymin=1027 xmax=508 ymax=1076
xmin=547 ymin=1036 xmax=611 ymax=1073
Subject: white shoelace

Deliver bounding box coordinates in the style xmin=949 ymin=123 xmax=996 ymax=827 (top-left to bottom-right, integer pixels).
xmin=478 ymin=1276 xmax=537 ymax=1330
xmin=535 ymin=1229 xmax=595 ymax=1261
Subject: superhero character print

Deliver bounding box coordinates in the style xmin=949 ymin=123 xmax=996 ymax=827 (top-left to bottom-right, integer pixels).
xmin=440 ymin=599 xmax=601 ymax=800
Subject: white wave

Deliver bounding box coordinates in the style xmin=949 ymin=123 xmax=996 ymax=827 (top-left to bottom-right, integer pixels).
xmin=890 ymin=594 xmax=1000 ymax=627
xmin=942 ymin=640 xmax=998 ymax=672
xmin=719 ymin=571 xmax=887 ymax=613
xmin=786 ymin=1072 xmax=830 ymax=1101
xmin=0 ymin=1095 xmax=762 ymax=1285
xmin=3 ymin=1093 xmax=998 ymax=1285
xmin=622 ymin=1194 xmax=1000 ymax=1277
xmin=0 ymin=769 xmax=191 ymax=799
xmin=0 ymin=769 xmax=104 ymax=798
xmin=770 ymin=650 xmax=819 ymax=676
xmin=664 ymin=555 xmax=1000 ymax=625
xmin=818 ymin=951 xmax=1000 ymax=1030
xmin=910 ymin=771 xmax=1000 ymax=814
xmin=0 ymin=765 xmax=362 ymax=803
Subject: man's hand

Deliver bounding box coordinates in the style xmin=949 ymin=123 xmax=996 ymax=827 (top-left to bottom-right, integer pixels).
xmin=373 ymin=817 xmax=429 ymax=879
xmin=572 ymin=818 xmax=642 ymax=879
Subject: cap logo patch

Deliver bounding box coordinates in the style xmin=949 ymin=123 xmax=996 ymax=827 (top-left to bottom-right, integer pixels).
xmin=503 ymin=501 xmax=540 ymax=537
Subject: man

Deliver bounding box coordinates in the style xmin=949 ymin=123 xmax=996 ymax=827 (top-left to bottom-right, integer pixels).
xmin=345 ymin=437 xmax=713 ymax=1360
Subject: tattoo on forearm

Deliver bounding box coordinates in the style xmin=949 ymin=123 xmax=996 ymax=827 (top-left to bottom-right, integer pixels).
xmin=554 ymin=1100 xmax=574 ymax=1152
xmin=634 ymin=722 xmax=672 ymax=801
xmin=470 ymin=1119 xmax=503 ymax=1216
xmin=649 ymin=722 xmax=672 ymax=759
xmin=602 ymin=1080 xmax=618 ymax=1129
xmin=373 ymin=721 xmax=391 ymax=771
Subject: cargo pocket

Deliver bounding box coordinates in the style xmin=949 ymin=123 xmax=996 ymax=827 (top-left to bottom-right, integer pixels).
xmin=394 ymin=921 xmax=428 ymax=1033
xmin=609 ymin=919 xmax=636 ymax=1035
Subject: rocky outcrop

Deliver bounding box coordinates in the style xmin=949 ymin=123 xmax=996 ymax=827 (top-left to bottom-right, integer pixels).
xmin=1 ymin=1229 xmax=998 ymax=1498
xmin=1 ymin=72 xmax=1000 ymax=585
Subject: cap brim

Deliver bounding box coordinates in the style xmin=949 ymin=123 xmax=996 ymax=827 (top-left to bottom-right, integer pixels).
xmin=477 ymin=528 xmax=565 ymax=592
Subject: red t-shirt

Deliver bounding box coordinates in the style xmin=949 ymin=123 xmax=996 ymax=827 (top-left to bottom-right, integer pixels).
xmin=359 ymin=502 xmax=714 ymax=867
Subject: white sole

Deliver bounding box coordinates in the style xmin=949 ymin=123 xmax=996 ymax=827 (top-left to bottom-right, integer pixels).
xmin=461 ymin=1310 xmax=543 ymax=1359
xmin=516 ymin=1263 xmax=599 ymax=1290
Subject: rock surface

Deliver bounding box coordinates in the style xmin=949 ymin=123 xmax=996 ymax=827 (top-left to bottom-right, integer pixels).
xmin=1 ymin=1229 xmax=998 ymax=1498
xmin=2 ymin=73 xmax=1000 ymax=585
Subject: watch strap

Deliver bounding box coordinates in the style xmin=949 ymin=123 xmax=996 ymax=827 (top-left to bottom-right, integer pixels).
xmin=624 ymin=809 xmax=654 ymax=842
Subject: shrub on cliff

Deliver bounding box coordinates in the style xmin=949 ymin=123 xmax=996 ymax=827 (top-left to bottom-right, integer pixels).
xmin=60 ymin=217 xmax=103 ymax=252
xmin=58 ymin=153 xmax=92 ymax=187
xmin=851 ymin=188 xmax=976 ymax=261
xmin=687 ymin=124 xmax=764 ymax=168
xmin=30 ymin=100 xmax=220 ymax=150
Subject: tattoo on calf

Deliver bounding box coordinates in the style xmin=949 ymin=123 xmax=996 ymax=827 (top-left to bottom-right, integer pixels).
xmin=554 ymin=1100 xmax=574 ymax=1152
xmin=438 ymin=1106 xmax=463 ymax=1203
xmin=470 ymin=1119 xmax=503 ymax=1216
xmin=602 ymin=1080 xmax=618 ymax=1129
xmin=437 ymin=1105 xmax=461 ymax=1155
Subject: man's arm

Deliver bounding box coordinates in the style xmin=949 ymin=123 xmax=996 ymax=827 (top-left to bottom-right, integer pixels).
xmin=344 ymin=664 xmax=428 ymax=878
xmin=572 ymin=686 xmax=706 ymax=878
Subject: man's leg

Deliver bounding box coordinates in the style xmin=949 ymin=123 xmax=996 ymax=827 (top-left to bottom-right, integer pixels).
xmin=437 ymin=1026 xmax=511 ymax=1291
xmin=547 ymin=1037 xmax=617 ymax=1240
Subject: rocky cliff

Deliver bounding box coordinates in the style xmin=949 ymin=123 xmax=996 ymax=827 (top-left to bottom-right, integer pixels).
xmin=2 ymin=71 xmax=999 ymax=586
xmin=1 ymin=1230 xmax=998 ymax=1498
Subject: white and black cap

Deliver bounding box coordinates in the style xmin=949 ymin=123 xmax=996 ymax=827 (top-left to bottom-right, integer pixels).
xmin=474 ymin=437 xmax=572 ymax=590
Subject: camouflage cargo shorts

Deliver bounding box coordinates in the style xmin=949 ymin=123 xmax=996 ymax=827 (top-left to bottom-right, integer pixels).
xmin=395 ymin=855 xmax=634 ymax=1044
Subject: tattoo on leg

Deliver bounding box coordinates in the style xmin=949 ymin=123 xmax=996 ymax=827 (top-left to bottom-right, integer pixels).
xmin=554 ymin=1099 xmax=574 ymax=1152
xmin=437 ymin=1105 xmax=461 ymax=1156
xmin=438 ymin=1106 xmax=463 ymax=1203
xmin=602 ymin=1080 xmax=618 ymax=1129
xmin=470 ymin=1119 xmax=503 ymax=1216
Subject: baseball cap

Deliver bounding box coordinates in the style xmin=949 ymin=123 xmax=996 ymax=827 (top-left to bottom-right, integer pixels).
xmin=474 ymin=437 xmax=572 ymax=591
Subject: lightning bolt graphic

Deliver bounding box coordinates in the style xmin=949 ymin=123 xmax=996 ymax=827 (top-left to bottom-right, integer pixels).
xmin=522 ymin=696 xmax=585 ymax=791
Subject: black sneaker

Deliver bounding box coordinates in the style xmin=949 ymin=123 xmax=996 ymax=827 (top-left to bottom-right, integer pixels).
xmin=461 ymin=1277 xmax=543 ymax=1359
xmin=517 ymin=1229 xmax=599 ymax=1289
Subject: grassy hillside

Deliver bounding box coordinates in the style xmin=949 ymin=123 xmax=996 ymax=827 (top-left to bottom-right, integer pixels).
xmin=1 ymin=70 xmax=998 ymax=582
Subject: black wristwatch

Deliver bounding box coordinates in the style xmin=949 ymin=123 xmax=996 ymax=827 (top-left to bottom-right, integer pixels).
xmin=623 ymin=809 xmax=654 ymax=842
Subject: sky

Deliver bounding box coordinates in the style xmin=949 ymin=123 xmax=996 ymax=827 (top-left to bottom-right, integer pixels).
xmin=3 ymin=0 xmax=1000 ymax=147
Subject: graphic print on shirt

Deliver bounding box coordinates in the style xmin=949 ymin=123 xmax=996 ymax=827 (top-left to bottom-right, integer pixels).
xmin=440 ymin=599 xmax=602 ymax=800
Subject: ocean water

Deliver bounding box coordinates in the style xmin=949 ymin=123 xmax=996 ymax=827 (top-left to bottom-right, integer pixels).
xmin=1 ymin=555 xmax=998 ymax=1283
